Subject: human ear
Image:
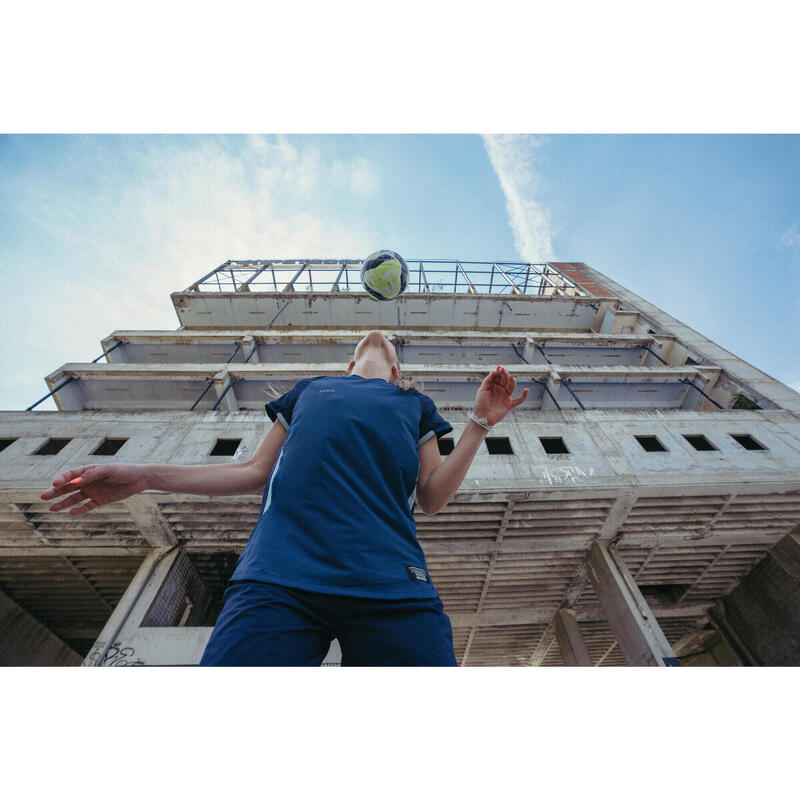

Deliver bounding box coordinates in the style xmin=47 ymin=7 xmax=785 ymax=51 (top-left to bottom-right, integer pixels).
xmin=347 ymin=360 xmax=355 ymax=374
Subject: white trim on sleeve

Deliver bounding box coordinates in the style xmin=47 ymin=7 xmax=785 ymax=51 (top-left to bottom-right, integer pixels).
xmin=417 ymin=430 xmax=436 ymax=446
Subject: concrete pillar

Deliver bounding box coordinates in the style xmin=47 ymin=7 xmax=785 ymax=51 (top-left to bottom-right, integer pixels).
xmin=590 ymin=300 xmax=616 ymax=332
xmin=242 ymin=335 xmax=260 ymax=363
xmin=0 ymin=588 xmax=82 ymax=666
xmin=522 ymin=338 xmax=535 ymax=364
xmin=553 ymin=609 xmax=592 ymax=666
xmin=84 ymin=547 xmax=211 ymax=666
xmin=587 ymin=540 xmax=679 ymax=666
xmin=540 ymin=371 xmax=561 ymax=411
xmin=212 ymin=370 xmax=239 ymax=412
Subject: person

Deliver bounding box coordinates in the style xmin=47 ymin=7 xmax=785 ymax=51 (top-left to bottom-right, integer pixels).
xmin=41 ymin=331 xmax=528 ymax=666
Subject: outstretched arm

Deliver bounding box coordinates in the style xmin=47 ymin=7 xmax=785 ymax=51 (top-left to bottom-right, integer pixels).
xmin=41 ymin=421 xmax=287 ymax=516
xmin=416 ymin=366 xmax=527 ymax=515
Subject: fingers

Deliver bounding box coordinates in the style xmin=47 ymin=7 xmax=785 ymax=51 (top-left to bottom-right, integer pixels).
xmin=488 ymin=366 xmax=519 ymax=396
xmin=69 ymin=499 xmax=99 ymax=517
xmin=486 ymin=367 xmax=528 ymax=408
xmin=41 ymin=465 xmax=105 ymax=501
xmin=510 ymin=387 xmax=529 ymax=408
xmin=41 ymin=480 xmax=84 ymax=501
xmin=47 ymin=490 xmax=89 ymax=513
xmin=51 ymin=465 xmax=95 ymax=489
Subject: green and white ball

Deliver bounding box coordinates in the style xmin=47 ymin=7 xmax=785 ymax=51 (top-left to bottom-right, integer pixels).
xmin=361 ymin=250 xmax=409 ymax=301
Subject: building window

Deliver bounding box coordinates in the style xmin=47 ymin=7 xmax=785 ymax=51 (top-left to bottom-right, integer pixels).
xmin=486 ymin=437 xmax=514 ymax=455
xmin=634 ymin=435 xmax=668 ymax=452
xmin=0 ymin=438 xmax=17 ymax=453
xmin=683 ymin=434 xmax=717 ymax=452
xmin=730 ymin=434 xmax=767 ymax=451
xmin=33 ymin=438 xmax=72 ymax=456
xmin=90 ymin=438 xmax=129 ymax=456
xmin=209 ymin=438 xmax=242 ymax=457
xmin=539 ymin=437 xmax=569 ymax=455
xmin=437 ymin=438 xmax=454 ymax=455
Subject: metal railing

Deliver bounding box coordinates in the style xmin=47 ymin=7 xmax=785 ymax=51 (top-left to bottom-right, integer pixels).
xmin=184 ymin=259 xmax=589 ymax=298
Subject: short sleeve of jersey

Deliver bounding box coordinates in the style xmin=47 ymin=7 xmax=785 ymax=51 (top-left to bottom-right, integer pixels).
xmin=265 ymin=378 xmax=315 ymax=430
xmin=416 ymin=391 xmax=453 ymax=445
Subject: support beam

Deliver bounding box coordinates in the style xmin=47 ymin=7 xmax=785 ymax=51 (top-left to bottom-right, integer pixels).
xmin=124 ymin=495 xmax=179 ymax=547
xmin=212 ymin=370 xmax=239 ymax=412
xmin=0 ymin=546 xmax=151 ymax=557
xmin=241 ymin=335 xmax=260 ymax=363
xmin=587 ymin=540 xmax=679 ymax=666
xmin=522 ymin=338 xmax=535 ymax=364
xmin=461 ymin=499 xmax=516 ymax=665
xmin=540 ymin=371 xmax=561 ymax=411
xmin=553 ymin=609 xmax=593 ymax=666
xmin=527 ymin=626 xmax=556 ymax=666
xmin=447 ymin=602 xmax=711 ymax=629
xmin=595 ymin=641 xmax=618 ymax=666
xmin=597 ymin=491 xmax=637 ymax=540
xmin=561 ymin=562 xmax=589 ymax=608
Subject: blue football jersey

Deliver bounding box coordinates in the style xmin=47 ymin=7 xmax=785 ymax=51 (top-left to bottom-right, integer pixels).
xmin=231 ymin=375 xmax=453 ymax=598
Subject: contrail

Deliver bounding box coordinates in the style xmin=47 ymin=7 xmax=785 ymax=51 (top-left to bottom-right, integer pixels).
xmin=482 ymin=135 xmax=555 ymax=262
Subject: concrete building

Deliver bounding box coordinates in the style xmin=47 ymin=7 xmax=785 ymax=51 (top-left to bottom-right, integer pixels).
xmin=1 ymin=259 xmax=799 ymax=666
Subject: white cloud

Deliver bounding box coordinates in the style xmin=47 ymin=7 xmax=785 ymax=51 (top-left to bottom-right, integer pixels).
xmin=779 ymin=223 xmax=800 ymax=248
xmin=482 ymin=134 xmax=555 ymax=262
xmin=0 ymin=135 xmax=382 ymax=409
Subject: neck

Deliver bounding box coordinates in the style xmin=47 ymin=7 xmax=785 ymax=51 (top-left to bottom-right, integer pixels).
xmin=351 ymin=357 xmax=393 ymax=382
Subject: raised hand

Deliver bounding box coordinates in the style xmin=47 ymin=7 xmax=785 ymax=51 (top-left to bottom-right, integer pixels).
xmin=473 ymin=366 xmax=529 ymax=427
xmin=40 ymin=463 xmax=148 ymax=516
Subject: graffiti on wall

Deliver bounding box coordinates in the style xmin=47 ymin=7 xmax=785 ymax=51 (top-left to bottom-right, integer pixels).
xmin=86 ymin=642 xmax=145 ymax=667
xmin=540 ymin=464 xmax=595 ymax=485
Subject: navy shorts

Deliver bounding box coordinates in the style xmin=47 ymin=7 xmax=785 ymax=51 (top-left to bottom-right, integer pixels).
xmin=199 ymin=580 xmax=458 ymax=667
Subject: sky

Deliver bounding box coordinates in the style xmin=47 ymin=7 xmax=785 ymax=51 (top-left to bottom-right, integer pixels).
xmin=1 ymin=133 xmax=797 ymax=410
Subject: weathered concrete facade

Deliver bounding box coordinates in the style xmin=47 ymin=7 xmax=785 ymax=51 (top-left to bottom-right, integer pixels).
xmin=1 ymin=260 xmax=798 ymax=666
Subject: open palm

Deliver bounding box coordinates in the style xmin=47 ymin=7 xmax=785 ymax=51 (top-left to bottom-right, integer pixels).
xmin=473 ymin=366 xmax=529 ymax=427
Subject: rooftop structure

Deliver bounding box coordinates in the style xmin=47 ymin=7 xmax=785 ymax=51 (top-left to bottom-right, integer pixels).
xmin=2 ymin=259 xmax=799 ymax=666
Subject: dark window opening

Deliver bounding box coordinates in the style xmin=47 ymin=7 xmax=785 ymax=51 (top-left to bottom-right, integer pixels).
xmin=437 ymin=438 xmax=454 ymax=455
xmin=91 ymin=438 xmax=128 ymax=456
xmin=0 ymin=438 xmax=17 ymax=453
xmin=730 ymin=434 xmax=767 ymax=451
xmin=683 ymin=434 xmax=717 ymax=451
xmin=33 ymin=438 xmax=71 ymax=456
xmin=640 ymin=584 xmax=692 ymax=606
xmin=486 ymin=437 xmax=514 ymax=455
xmin=685 ymin=356 xmax=698 ymax=365
xmin=635 ymin=435 xmax=668 ymax=452
xmin=209 ymin=438 xmax=242 ymax=457
xmin=539 ymin=437 xmax=569 ymax=455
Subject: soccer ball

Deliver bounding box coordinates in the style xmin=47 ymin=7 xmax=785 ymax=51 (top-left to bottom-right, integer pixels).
xmin=361 ymin=250 xmax=408 ymax=301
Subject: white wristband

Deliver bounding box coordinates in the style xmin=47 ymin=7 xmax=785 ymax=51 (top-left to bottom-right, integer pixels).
xmin=469 ymin=412 xmax=493 ymax=431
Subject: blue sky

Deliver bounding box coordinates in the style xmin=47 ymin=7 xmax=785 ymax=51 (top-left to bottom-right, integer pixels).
xmin=1 ymin=133 xmax=798 ymax=410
